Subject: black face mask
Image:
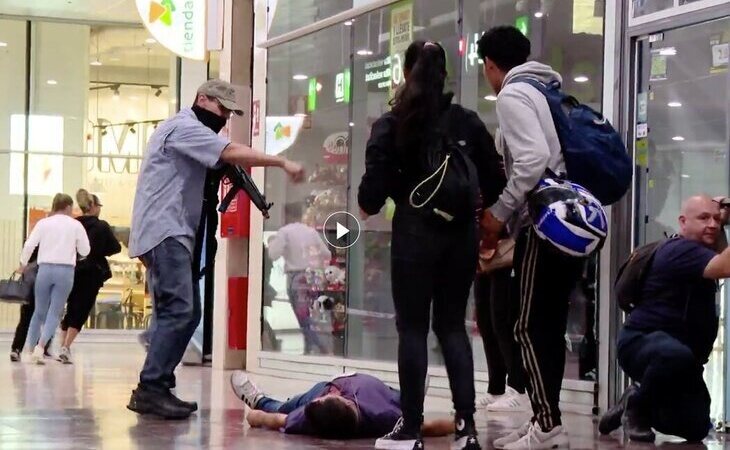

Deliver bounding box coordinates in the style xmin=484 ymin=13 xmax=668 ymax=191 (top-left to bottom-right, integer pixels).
xmin=192 ymin=104 xmax=227 ymax=134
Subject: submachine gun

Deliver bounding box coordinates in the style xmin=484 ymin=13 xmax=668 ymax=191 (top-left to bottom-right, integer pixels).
xmin=217 ymin=164 xmax=273 ymax=218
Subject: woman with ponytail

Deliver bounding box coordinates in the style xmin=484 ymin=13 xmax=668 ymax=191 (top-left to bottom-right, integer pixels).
xmin=55 ymin=189 xmax=121 ymax=363
xmin=358 ymin=41 xmax=506 ymax=450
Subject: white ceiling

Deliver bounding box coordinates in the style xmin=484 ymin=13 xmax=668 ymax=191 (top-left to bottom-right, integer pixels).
xmin=0 ymin=0 xmax=140 ymax=24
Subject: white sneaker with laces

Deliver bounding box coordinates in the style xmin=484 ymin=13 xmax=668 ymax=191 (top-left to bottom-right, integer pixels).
xmin=230 ymin=370 xmax=264 ymax=408
xmin=31 ymin=345 xmax=45 ymax=365
xmin=477 ymin=392 xmax=503 ymax=409
xmin=503 ymin=422 xmax=569 ymax=450
xmin=493 ymin=419 xmax=531 ymax=449
xmin=487 ymin=387 xmax=531 ymax=412
xmin=58 ymin=347 xmax=73 ymax=364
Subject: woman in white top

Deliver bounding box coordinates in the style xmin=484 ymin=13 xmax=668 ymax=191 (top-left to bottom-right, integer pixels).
xmin=18 ymin=193 xmax=90 ymax=364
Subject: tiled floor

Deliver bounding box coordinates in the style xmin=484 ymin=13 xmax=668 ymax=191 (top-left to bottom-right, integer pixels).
xmin=0 ymin=340 xmax=726 ymax=449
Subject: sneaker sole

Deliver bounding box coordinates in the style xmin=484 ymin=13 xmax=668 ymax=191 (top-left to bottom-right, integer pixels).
xmin=374 ymin=439 xmax=418 ymax=450
xmin=452 ymin=436 xmax=482 ymax=450
xmin=487 ymin=405 xmax=531 ymax=413
xmin=126 ymin=401 xmax=191 ymax=420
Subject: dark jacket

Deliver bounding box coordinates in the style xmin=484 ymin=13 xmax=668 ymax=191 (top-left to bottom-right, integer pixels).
xmin=77 ymin=216 xmax=122 ymax=282
xmin=358 ymin=102 xmax=506 ymax=218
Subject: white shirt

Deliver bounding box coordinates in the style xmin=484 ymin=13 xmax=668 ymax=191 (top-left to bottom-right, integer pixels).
xmin=267 ymin=223 xmax=330 ymax=273
xmin=20 ymin=214 xmax=91 ymax=266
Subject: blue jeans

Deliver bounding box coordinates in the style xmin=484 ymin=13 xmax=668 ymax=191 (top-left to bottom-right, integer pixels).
xmin=139 ymin=238 xmax=201 ymax=392
xmin=26 ymin=264 xmax=75 ymax=349
xmin=618 ymin=328 xmax=711 ymax=442
xmin=256 ymin=382 xmax=329 ymax=413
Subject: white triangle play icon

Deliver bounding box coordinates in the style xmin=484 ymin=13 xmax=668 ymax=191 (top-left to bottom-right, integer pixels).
xmin=336 ymin=222 xmax=350 ymax=240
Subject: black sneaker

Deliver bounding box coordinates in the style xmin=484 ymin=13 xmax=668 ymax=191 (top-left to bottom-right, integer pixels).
xmin=127 ymin=387 xmax=192 ymax=420
xmin=622 ymin=401 xmax=655 ymax=443
xmin=375 ymin=417 xmax=424 ymax=450
xmin=167 ymin=390 xmax=198 ymax=412
xmin=453 ymin=416 xmax=481 ymax=450
xmin=9 ymin=350 xmax=20 ymax=362
xmin=599 ymin=384 xmax=638 ymax=435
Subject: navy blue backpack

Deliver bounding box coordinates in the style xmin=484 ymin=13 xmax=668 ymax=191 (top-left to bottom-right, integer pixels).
xmin=511 ymin=77 xmax=632 ymax=206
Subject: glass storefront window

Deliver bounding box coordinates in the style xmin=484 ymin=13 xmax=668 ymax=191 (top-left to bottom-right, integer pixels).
xmin=267 ymin=1 xmax=354 ymax=38
xmin=0 ymin=20 xmax=177 ymax=331
xmin=632 ymin=0 xmax=676 ymax=18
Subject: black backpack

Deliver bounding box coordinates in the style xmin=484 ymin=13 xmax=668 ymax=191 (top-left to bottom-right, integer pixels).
xmin=614 ymin=238 xmax=674 ymax=312
xmin=407 ymin=107 xmax=480 ymax=224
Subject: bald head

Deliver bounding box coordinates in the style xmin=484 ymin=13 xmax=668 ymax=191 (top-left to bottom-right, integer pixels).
xmin=679 ymin=195 xmax=721 ymax=247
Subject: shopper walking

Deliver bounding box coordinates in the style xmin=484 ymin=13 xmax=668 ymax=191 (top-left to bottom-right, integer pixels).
xmin=18 ymin=193 xmax=90 ymax=365
xmin=126 ymin=79 xmax=304 ymax=420
xmin=359 ymin=40 xmax=506 ymax=450
xmin=56 ymin=189 xmax=121 ymax=364
xmin=477 ymin=27 xmax=587 ymax=449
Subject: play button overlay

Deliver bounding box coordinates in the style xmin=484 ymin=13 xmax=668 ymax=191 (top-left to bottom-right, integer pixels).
xmin=323 ymin=211 xmax=361 ymax=249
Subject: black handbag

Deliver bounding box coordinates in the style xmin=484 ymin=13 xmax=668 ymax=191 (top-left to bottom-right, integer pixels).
xmin=0 ymin=271 xmax=34 ymax=304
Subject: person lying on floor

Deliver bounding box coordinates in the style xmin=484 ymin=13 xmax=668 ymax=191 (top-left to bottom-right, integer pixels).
xmin=230 ymin=371 xmax=454 ymax=440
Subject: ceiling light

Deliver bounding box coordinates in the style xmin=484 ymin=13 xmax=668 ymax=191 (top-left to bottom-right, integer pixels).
xmin=344 ymin=20 xmax=353 ymax=26
xmin=574 ymin=76 xmax=589 ymax=83
xmin=534 ymin=11 xmax=544 ymax=18
xmin=349 ymin=122 xmax=355 ymax=127
xmin=90 ymin=60 xmax=102 ymax=66
xmin=294 ymin=113 xmax=308 ymax=118
xmin=0 ymin=42 xmax=7 ymax=47
xmin=292 ymin=74 xmax=308 ymax=80
xmin=659 ymin=47 xmax=677 ymax=56
xmin=484 ymin=95 xmax=498 ymax=101
xmin=672 ymin=136 xmax=685 ymax=141
xmin=681 ymin=174 xmax=690 ymax=179
xmin=145 ymin=38 xmax=156 ymax=44
xmin=668 ymin=101 xmax=682 ymax=108
xmin=357 ymin=49 xmax=374 ymax=56
xmin=47 ymin=79 xmax=58 ymax=85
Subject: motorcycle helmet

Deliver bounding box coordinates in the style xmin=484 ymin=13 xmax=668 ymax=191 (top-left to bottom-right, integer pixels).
xmin=528 ymin=177 xmax=608 ymax=257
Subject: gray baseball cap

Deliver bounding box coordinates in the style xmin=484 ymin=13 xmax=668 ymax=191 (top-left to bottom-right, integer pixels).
xmin=197 ymin=79 xmax=244 ymax=115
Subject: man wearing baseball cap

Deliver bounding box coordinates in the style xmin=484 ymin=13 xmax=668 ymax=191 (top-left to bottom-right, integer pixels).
xmin=127 ymin=79 xmax=304 ymax=419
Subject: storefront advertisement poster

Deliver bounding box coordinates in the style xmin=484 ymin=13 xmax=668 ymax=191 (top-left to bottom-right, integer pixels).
xmin=252 ymin=100 xmax=261 ymax=137
xmin=710 ymin=33 xmax=729 ymax=74
xmin=636 ymin=123 xmax=648 ymax=139
xmin=135 ymin=0 xmax=207 ymax=60
xmin=322 ymin=132 xmax=348 ymax=164
xmin=390 ymin=0 xmax=412 ymax=91
xmin=636 ymin=138 xmax=649 ymax=168
xmin=649 ymin=53 xmax=668 ymax=81
xmin=637 ymin=92 xmax=648 ymax=123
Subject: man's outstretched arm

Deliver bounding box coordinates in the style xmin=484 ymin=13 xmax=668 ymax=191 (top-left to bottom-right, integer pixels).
xmin=246 ymin=410 xmax=287 ymax=430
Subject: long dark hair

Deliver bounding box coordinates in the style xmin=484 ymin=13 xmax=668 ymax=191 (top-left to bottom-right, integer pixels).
xmin=390 ymin=40 xmax=451 ymax=147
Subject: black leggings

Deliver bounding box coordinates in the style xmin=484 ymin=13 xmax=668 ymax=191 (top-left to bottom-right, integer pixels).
xmin=474 ymin=269 xmax=526 ymax=395
xmin=61 ymin=273 xmax=102 ymax=331
xmin=391 ymin=215 xmax=478 ymax=431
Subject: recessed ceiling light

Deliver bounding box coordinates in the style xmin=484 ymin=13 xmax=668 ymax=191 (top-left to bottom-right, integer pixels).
xmin=292 ymin=74 xmax=308 ymax=80
xmin=349 ymin=122 xmax=355 ymax=127
xmin=659 ymin=47 xmax=677 ymax=56
xmin=294 ymin=113 xmax=308 ymax=117
xmin=145 ymin=38 xmax=156 ymax=44
xmin=0 ymin=42 xmax=7 ymax=47
xmin=484 ymin=95 xmax=498 ymax=101
xmin=357 ymin=49 xmax=373 ymax=56
xmin=668 ymin=101 xmax=682 ymax=108
xmin=316 ymin=82 xmax=323 ymax=92
xmin=344 ymin=20 xmax=353 ymax=26
xmin=90 ymin=60 xmax=102 ymax=66
xmin=574 ymin=76 xmax=589 ymax=83
xmin=672 ymin=136 xmax=685 ymax=141
xmin=681 ymin=174 xmax=691 ymax=178
xmin=47 ymin=79 xmax=58 ymax=85
xmin=534 ymin=11 xmax=544 ymax=18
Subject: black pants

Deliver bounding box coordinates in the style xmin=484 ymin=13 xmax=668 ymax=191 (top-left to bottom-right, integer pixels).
xmin=618 ymin=328 xmax=711 ymax=442
xmin=391 ymin=214 xmax=478 ymax=431
xmin=513 ymin=227 xmax=584 ymax=431
xmin=11 ymin=294 xmax=51 ymax=353
xmin=61 ymin=270 xmax=103 ymax=331
xmin=475 ymin=268 xmax=526 ymax=394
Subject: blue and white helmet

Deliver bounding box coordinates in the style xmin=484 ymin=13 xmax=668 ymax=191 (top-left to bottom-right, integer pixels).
xmin=528 ymin=178 xmax=608 ymax=257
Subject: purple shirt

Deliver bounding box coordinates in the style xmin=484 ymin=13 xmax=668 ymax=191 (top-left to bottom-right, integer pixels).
xmin=284 ymin=373 xmax=401 ymax=437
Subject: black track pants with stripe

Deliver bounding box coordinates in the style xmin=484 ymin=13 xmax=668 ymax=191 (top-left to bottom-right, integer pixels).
xmin=513 ymin=227 xmax=585 ymax=431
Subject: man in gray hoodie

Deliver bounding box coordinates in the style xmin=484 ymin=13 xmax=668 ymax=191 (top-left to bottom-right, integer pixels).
xmin=477 ymin=26 xmax=586 ymax=450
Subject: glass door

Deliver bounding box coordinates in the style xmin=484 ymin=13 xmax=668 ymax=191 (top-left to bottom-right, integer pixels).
xmin=631 ymin=16 xmax=730 ymax=425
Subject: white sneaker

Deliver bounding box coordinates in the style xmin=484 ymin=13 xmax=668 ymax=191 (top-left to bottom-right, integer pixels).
xmin=477 ymin=392 xmax=503 ymax=409
xmin=494 ymin=419 xmax=531 ymax=449
xmin=503 ymin=423 xmax=569 ymax=450
xmin=58 ymin=347 xmax=72 ymax=364
xmin=487 ymin=387 xmax=531 ymax=412
xmin=230 ymin=370 xmax=264 ymax=408
xmin=31 ymin=345 xmax=45 ymax=365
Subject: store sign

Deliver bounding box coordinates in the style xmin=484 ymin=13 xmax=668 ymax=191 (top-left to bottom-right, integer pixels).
xmin=365 ymin=57 xmax=392 ymax=90
xmin=390 ymin=0 xmax=412 ymax=90
xmin=252 ymin=100 xmax=261 ymax=137
xmin=335 ymin=69 xmax=351 ymax=104
xmin=265 ymin=116 xmax=305 ymax=156
xmin=515 ymin=15 xmax=529 ymax=37
xmin=135 ymin=0 xmax=207 ymax=60
xmin=465 ymin=32 xmax=485 ymax=72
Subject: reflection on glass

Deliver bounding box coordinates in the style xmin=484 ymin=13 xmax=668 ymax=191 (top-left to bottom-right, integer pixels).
xmin=632 ymin=0 xmax=674 ymax=17
xmin=267 ymin=0 xmax=354 ymax=38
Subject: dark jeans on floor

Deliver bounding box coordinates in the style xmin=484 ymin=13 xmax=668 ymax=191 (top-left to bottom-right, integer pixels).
xmin=513 ymin=228 xmax=584 ymax=431
xmin=475 ymin=268 xmax=526 ymax=395
xmin=257 ymin=382 xmax=330 ymax=413
xmin=391 ymin=212 xmax=478 ymax=431
xmin=618 ymin=327 xmax=711 ymax=442
xmin=138 ymin=238 xmax=201 ymax=392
